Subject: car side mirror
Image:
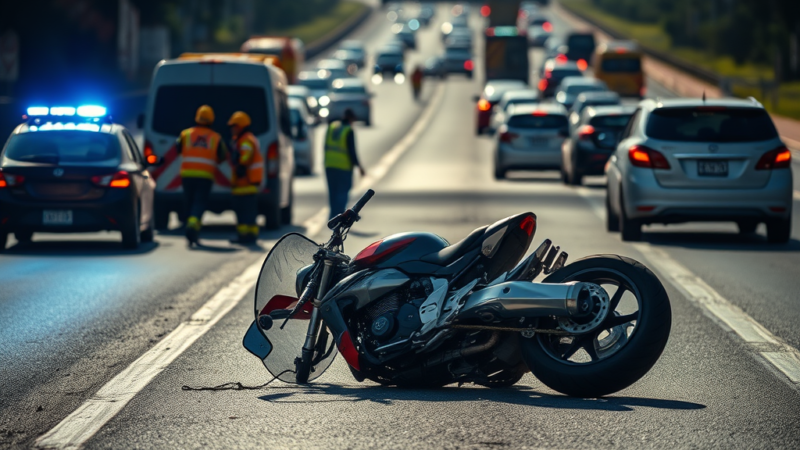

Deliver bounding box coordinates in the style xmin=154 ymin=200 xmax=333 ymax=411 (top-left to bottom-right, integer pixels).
xmin=136 ymin=113 xmax=144 ymax=129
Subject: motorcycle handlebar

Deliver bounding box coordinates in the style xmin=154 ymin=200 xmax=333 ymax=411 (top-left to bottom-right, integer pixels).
xmin=350 ymin=189 xmax=374 ymax=216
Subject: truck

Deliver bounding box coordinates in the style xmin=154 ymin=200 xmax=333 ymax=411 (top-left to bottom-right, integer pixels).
xmin=484 ymin=26 xmax=530 ymax=84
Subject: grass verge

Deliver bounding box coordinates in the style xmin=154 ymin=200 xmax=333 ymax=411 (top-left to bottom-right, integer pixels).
xmin=272 ymin=1 xmax=368 ymax=45
xmin=560 ymin=0 xmax=800 ymax=120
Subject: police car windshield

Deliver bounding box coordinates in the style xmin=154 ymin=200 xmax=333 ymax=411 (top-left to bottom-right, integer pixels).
xmin=152 ymin=85 xmax=270 ymax=137
xmin=2 ymin=131 xmax=121 ymax=165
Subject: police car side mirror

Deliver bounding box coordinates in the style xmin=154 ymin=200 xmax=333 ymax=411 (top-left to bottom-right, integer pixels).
xmin=136 ymin=113 xmax=144 ymax=129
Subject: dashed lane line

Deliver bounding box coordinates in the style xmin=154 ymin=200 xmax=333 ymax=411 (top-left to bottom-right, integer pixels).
xmin=36 ymin=82 xmax=446 ymax=450
xmin=575 ymin=186 xmax=800 ymax=388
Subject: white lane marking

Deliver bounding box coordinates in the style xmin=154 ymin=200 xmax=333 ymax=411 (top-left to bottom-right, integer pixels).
xmin=574 ymin=187 xmax=800 ymax=387
xmin=35 ymin=263 xmax=262 ymax=449
xmin=35 ymin=82 xmax=446 ymax=450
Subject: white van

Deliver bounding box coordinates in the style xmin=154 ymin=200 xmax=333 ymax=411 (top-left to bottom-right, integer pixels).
xmin=141 ymin=54 xmax=294 ymax=230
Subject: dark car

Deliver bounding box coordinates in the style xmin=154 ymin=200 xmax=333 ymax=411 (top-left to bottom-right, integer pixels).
xmin=0 ymin=107 xmax=156 ymax=250
xmin=422 ymin=57 xmax=446 ymax=79
xmin=442 ymin=47 xmax=473 ymax=78
xmin=568 ymin=91 xmax=621 ymax=126
xmin=374 ymin=49 xmax=404 ymax=75
xmin=565 ymin=32 xmax=596 ymax=64
xmin=475 ymin=79 xmax=528 ymax=134
xmin=561 ymin=105 xmax=635 ymax=185
xmin=538 ymin=59 xmax=584 ymax=98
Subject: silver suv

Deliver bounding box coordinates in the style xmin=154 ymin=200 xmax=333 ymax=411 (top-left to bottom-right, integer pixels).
xmin=606 ymin=98 xmax=793 ymax=242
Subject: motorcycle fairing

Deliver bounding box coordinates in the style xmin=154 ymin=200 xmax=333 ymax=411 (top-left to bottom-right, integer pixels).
xmin=248 ymin=233 xmax=338 ymax=382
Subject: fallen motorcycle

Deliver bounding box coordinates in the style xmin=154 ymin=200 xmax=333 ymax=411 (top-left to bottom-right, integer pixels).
xmin=243 ymin=189 xmax=671 ymax=397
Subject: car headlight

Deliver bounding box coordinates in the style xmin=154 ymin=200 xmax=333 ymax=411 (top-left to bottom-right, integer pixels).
xmin=319 ymin=96 xmax=330 ymax=107
xmin=319 ymin=108 xmax=329 ymax=118
xmin=556 ymin=92 xmax=566 ymax=103
xmin=307 ymin=96 xmax=318 ymax=108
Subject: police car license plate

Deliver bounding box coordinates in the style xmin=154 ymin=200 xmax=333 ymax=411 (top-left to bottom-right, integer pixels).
xmin=697 ymin=160 xmax=728 ymax=177
xmin=43 ymin=210 xmax=73 ymax=225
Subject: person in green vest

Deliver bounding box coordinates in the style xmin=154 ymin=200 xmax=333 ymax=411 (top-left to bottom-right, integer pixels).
xmin=324 ymin=109 xmax=365 ymax=219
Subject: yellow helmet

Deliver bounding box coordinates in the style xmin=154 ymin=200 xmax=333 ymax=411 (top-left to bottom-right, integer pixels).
xmin=228 ymin=111 xmax=251 ymax=128
xmin=195 ymin=105 xmax=215 ymax=125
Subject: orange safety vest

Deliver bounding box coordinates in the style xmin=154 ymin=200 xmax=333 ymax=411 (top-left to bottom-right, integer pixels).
xmin=180 ymin=127 xmax=222 ymax=180
xmin=230 ymin=131 xmax=263 ymax=195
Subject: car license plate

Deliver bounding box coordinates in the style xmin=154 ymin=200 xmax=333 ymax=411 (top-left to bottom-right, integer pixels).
xmin=697 ymin=160 xmax=728 ymax=177
xmin=528 ymin=137 xmax=549 ymax=146
xmin=43 ymin=210 xmax=73 ymax=225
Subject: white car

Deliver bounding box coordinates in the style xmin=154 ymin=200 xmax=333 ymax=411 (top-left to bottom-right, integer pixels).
xmin=606 ymin=98 xmax=793 ymax=242
xmin=493 ymin=103 xmax=569 ymax=179
xmin=288 ymin=97 xmax=316 ymax=175
xmin=489 ymin=89 xmax=540 ymax=134
xmin=319 ymin=78 xmax=372 ymax=126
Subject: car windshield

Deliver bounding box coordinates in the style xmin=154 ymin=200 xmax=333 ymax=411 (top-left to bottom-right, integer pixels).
xmin=3 ymin=131 xmax=121 ymax=165
xmin=567 ymin=34 xmax=595 ymax=50
xmin=333 ymin=86 xmax=366 ymax=94
xmin=377 ymin=54 xmax=402 ymax=64
xmin=646 ymin=107 xmax=779 ymax=142
xmin=508 ymin=114 xmax=568 ymax=129
xmin=565 ymin=84 xmax=605 ymax=94
xmin=507 ymin=99 xmax=539 ymax=108
xmin=298 ymin=78 xmax=329 ymax=90
xmin=445 ymin=48 xmax=470 ymax=59
xmin=601 ymin=58 xmax=641 ymax=72
xmin=152 ymin=85 xmax=269 ymax=136
xmin=552 ymin=69 xmax=583 ymax=81
xmin=590 ymin=115 xmax=633 ymax=128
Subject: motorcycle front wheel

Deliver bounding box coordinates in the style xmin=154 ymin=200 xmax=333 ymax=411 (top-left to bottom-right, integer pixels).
xmin=521 ymin=255 xmax=671 ymax=397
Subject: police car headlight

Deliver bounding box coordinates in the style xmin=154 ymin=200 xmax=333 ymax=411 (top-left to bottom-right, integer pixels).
xmin=319 ymin=108 xmax=330 ymax=118
xmin=319 ymin=96 xmax=331 ymax=107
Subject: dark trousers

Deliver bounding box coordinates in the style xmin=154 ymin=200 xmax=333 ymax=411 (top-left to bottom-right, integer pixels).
xmin=232 ymin=194 xmax=258 ymax=225
xmin=325 ymin=168 xmax=352 ymax=219
xmin=182 ymin=177 xmax=213 ymax=221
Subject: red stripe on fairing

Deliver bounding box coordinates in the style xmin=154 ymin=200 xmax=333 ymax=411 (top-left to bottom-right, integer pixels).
xmin=150 ymin=145 xmax=178 ymax=181
xmin=259 ymin=295 xmax=312 ymax=320
xmin=336 ymin=330 xmax=360 ymax=371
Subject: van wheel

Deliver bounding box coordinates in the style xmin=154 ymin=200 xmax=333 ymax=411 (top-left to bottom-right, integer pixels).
xmin=14 ymin=230 xmax=33 ymax=243
xmin=154 ymin=204 xmax=170 ymax=230
xmin=122 ymin=207 xmax=141 ymax=249
xmin=567 ymin=169 xmax=583 ymax=186
xmin=766 ymin=217 xmax=791 ymax=244
xmin=264 ymin=204 xmax=281 ymax=230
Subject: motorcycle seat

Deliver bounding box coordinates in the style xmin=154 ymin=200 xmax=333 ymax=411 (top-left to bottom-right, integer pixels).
xmin=421 ymin=225 xmax=487 ymax=266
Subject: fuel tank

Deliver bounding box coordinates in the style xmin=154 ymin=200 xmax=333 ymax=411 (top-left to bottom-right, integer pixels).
xmin=353 ymin=232 xmax=449 ymax=270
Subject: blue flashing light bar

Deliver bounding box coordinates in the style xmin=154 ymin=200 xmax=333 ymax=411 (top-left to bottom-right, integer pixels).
xmin=50 ymin=107 xmax=76 ymax=116
xmin=77 ymin=105 xmax=107 ymax=117
xmin=27 ymin=107 xmax=50 ymax=116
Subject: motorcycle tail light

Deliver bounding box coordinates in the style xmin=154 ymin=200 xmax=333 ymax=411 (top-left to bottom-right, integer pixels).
xmin=267 ymin=141 xmax=279 ymax=178
xmin=577 ymin=125 xmax=596 ymax=140
xmin=0 ymin=172 xmax=25 ymax=188
xmin=628 ymin=145 xmax=670 ymax=169
xmin=92 ymin=171 xmax=131 ymax=188
xmin=756 ymin=146 xmax=791 ymax=170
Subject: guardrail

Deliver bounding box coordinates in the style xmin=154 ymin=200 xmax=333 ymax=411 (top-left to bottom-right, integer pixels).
xmin=306 ymin=4 xmax=374 ymax=59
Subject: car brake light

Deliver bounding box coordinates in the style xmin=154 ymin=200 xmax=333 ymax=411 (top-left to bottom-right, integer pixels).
xmin=537 ymin=79 xmax=548 ymax=91
xmin=577 ymin=59 xmax=588 ymax=71
xmin=143 ymin=140 xmax=157 ymax=164
xmin=542 ymin=21 xmax=553 ymax=33
xmin=0 ymin=172 xmax=25 ymax=188
xmin=267 ymin=141 xmax=279 ymax=178
xmin=555 ymin=54 xmax=568 ymax=64
xmin=477 ymin=99 xmax=491 ymax=112
xmin=499 ymin=132 xmax=518 ymax=143
xmin=92 ymin=171 xmax=131 ymax=188
xmin=577 ymin=125 xmax=596 ymax=140
xmin=756 ymin=146 xmax=792 ymax=170
xmin=531 ymin=110 xmax=547 ymax=117
xmin=464 ymin=60 xmax=474 ymax=71
xmin=480 ymin=5 xmax=491 ymax=17
xmin=628 ymin=145 xmax=670 ymax=169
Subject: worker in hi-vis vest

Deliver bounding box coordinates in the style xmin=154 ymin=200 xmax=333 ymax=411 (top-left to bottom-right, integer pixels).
xmin=227 ymin=111 xmax=263 ymax=244
xmin=175 ymin=105 xmax=228 ymax=246
xmin=324 ymin=108 xmax=365 ymax=219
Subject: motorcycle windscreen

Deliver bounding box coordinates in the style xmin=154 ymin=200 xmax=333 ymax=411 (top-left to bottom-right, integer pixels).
xmin=253 ymin=233 xmax=338 ymax=383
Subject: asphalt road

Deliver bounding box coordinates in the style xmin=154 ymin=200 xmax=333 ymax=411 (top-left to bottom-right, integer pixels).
xmin=2 ymin=2 xmax=800 ymax=449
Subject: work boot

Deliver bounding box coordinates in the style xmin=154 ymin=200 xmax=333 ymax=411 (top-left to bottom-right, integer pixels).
xmin=186 ymin=216 xmax=201 ymax=246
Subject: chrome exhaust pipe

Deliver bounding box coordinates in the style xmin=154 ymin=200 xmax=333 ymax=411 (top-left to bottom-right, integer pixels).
xmin=456 ymin=281 xmax=602 ymax=322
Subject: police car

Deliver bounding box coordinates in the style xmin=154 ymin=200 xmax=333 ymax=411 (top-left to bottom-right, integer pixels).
xmin=0 ymin=106 xmax=156 ymax=250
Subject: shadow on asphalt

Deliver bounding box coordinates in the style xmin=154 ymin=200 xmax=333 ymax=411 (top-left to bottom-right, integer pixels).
xmin=642 ymin=230 xmax=800 ymax=252
xmin=1 ymin=240 xmax=160 ymax=256
xmin=255 ymin=383 xmax=706 ymax=412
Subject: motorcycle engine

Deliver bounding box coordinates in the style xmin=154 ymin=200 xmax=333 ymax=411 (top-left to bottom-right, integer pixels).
xmin=358 ymin=278 xmax=433 ymax=355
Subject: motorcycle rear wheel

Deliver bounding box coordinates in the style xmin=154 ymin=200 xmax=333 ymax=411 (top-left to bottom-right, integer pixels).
xmin=521 ymin=255 xmax=671 ymax=397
